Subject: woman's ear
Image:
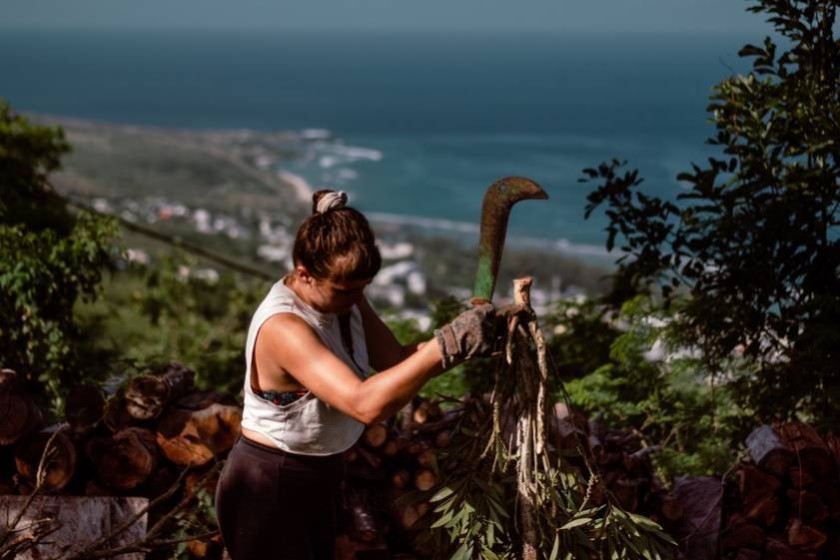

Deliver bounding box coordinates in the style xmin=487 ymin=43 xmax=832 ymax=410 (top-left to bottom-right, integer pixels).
xmin=296 ymin=265 xmax=314 ymax=285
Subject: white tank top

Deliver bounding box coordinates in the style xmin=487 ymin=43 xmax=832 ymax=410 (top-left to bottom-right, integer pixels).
xmin=240 ymin=277 xmax=369 ymax=456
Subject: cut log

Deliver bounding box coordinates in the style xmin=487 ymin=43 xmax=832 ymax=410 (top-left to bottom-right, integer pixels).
xmin=668 ymin=476 xmax=722 ymax=560
xmin=391 ymin=469 xmax=410 ymax=489
xmin=176 ymin=389 xmax=236 ymax=411
xmin=414 ymin=469 xmax=437 ymax=491
xmin=416 ymin=449 xmax=437 ymax=469
xmin=398 ymin=504 xmax=422 ymax=529
xmin=733 ymin=549 xmax=763 ymax=560
xmin=14 ymin=426 xmax=76 ymax=491
xmin=0 ymin=369 xmax=43 ymax=445
xmin=434 ymin=430 xmax=452 ymax=448
xmin=721 ymin=523 xmax=765 ymax=550
xmin=765 ymin=536 xmax=818 ymax=560
xmin=356 ymin=446 xmax=383 ymax=469
xmin=124 ymin=363 xmax=195 ymax=420
xmin=778 ymin=422 xmax=835 ymax=479
xmin=746 ymin=495 xmax=780 ymax=526
xmin=156 ymin=403 xmax=242 ymax=466
xmin=102 ymin=391 xmax=136 ymax=433
xmin=738 ymin=463 xmax=781 ymax=506
xmin=65 ymin=384 xmax=105 ymax=433
xmin=381 ymin=439 xmax=399 ymax=457
xmin=788 ymin=466 xmax=815 ymax=489
xmin=746 ymin=425 xmax=794 ymax=477
xmin=785 ymin=489 xmax=828 ymax=523
xmin=362 ymin=423 xmax=389 ymax=449
xmin=809 ymin=479 xmax=840 ymax=521
xmin=786 ymin=519 xmax=826 ymax=552
xmin=412 ymin=400 xmax=442 ymax=425
xmin=86 ymin=427 xmax=158 ymax=491
xmin=348 ymin=489 xmax=379 ymax=542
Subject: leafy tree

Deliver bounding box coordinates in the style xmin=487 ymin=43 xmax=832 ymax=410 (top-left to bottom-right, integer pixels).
xmin=582 ymin=0 xmax=840 ymax=424
xmin=0 ymin=100 xmax=119 ymax=410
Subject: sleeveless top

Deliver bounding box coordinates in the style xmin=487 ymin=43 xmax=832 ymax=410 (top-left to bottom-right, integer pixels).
xmin=240 ymin=277 xmax=370 ymax=456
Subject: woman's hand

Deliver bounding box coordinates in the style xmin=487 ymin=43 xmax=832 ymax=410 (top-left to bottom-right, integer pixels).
xmin=433 ymin=303 xmax=502 ymax=369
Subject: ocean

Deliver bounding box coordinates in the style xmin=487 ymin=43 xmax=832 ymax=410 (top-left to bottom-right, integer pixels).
xmin=1 ymin=29 xmax=755 ymax=259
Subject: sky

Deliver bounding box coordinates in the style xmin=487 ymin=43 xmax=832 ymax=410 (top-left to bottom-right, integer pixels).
xmin=2 ymin=0 xmax=768 ymax=34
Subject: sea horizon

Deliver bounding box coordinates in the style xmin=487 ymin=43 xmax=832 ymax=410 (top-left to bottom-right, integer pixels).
xmin=2 ymin=28 xmax=756 ymax=257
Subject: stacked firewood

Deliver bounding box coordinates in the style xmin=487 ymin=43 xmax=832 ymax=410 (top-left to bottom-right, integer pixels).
xmin=0 ymin=365 xmax=240 ymax=558
xmin=335 ymin=398 xmax=461 ymax=560
xmin=717 ymin=422 xmax=840 ymax=560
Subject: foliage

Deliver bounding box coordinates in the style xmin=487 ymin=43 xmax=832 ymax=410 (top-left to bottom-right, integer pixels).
xmin=76 ymin=254 xmax=268 ymax=396
xmin=557 ymin=296 xmax=742 ymax=478
xmin=412 ymin=306 xmax=676 ymax=559
xmin=0 ymin=99 xmax=119 ymax=411
xmin=582 ymin=0 xmax=840 ymax=424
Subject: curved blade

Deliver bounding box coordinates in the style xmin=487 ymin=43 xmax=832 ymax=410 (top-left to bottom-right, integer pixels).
xmin=473 ymin=177 xmax=549 ymax=302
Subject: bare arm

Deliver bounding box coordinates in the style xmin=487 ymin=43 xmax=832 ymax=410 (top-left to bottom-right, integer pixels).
xmin=256 ymin=313 xmax=443 ymax=425
xmin=357 ymin=296 xmax=425 ymax=370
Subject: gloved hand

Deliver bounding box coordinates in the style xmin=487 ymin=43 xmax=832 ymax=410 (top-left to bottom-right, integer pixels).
xmin=434 ymin=303 xmax=501 ymax=369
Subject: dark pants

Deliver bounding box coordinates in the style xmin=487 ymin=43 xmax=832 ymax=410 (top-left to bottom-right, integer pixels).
xmin=215 ymin=435 xmax=345 ymax=560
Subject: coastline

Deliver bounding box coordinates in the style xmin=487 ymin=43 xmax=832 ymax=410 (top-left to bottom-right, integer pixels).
xmin=276 ymin=170 xmax=314 ymax=203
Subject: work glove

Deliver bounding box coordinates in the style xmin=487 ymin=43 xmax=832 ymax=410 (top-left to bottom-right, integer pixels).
xmin=434 ymin=303 xmax=502 ymax=369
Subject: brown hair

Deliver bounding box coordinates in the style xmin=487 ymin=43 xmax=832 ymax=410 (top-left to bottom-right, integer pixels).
xmin=291 ymin=190 xmax=381 ymax=282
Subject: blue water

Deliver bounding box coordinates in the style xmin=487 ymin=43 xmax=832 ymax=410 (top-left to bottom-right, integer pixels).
xmin=1 ymin=29 xmax=755 ymax=255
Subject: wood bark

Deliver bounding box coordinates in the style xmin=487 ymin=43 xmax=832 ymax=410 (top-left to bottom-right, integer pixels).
xmin=668 ymin=476 xmax=722 ymax=560
xmin=155 ymin=403 xmax=241 ymax=466
xmin=0 ymin=369 xmax=43 ymax=445
xmin=14 ymin=426 xmax=76 ymax=491
xmin=738 ymin=463 xmax=781 ymax=506
xmin=65 ymin=384 xmax=105 ymax=433
xmin=85 ymin=427 xmax=158 ymax=491
xmin=786 ymin=519 xmax=827 ymax=551
xmin=0 ymin=496 xmax=148 ymax=560
xmin=779 ymin=422 xmax=835 ymax=479
xmin=746 ymin=425 xmax=795 ymax=477
xmin=102 ymin=390 xmax=136 ymax=433
xmin=124 ymin=363 xmax=195 ymax=420
xmin=721 ymin=523 xmax=765 ymax=550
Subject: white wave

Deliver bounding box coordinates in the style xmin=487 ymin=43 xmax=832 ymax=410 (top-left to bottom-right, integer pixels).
xmin=319 ymin=155 xmax=340 ymax=169
xmin=367 ymin=212 xmax=480 ymax=234
xmin=330 ymin=144 xmax=383 ymax=162
xmin=301 ymin=128 xmax=331 ymax=140
xmin=367 ymin=212 xmax=613 ymax=260
xmin=335 ymin=168 xmax=359 ymax=181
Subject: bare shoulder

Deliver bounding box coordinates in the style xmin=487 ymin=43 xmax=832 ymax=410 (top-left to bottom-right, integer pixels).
xmin=258 ymin=313 xmax=322 ymax=352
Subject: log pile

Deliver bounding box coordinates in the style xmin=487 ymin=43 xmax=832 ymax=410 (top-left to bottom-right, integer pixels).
xmin=0 ymin=364 xmax=239 ymax=559
xmin=716 ymin=422 xmax=840 ymax=560
xmin=11 ymin=360 xmax=840 ymax=560
xmin=335 ymin=397 xmax=460 ymax=559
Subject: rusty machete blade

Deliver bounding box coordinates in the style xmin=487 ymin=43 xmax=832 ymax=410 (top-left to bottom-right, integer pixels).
xmin=473 ymin=177 xmax=549 ymax=303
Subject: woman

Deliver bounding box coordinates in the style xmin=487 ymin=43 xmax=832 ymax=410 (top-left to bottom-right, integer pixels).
xmin=215 ymin=190 xmax=499 ymax=560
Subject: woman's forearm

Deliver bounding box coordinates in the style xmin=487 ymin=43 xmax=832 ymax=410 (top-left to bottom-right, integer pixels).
xmin=351 ymin=339 xmax=443 ymax=423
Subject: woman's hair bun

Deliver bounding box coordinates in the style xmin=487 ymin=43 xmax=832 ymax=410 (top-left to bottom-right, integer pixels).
xmin=312 ymin=190 xmax=348 ymax=215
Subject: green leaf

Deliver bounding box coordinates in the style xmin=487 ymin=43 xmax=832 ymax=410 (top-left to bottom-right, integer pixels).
xmin=431 ymin=509 xmax=454 ymax=528
xmin=559 ymin=517 xmax=592 ymax=530
xmin=431 ymin=486 xmax=455 ymax=502
xmin=549 ymin=534 xmax=560 ymax=560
